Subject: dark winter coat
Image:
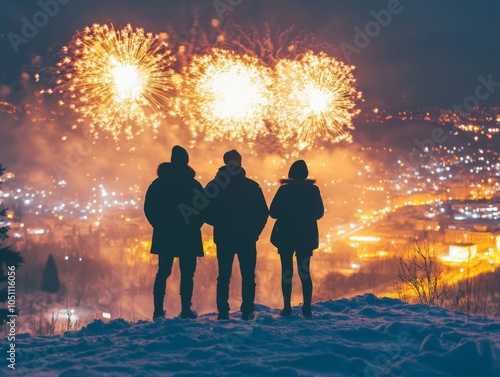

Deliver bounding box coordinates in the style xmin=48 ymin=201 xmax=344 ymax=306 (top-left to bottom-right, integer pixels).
xmin=144 ymin=163 xmax=204 ymax=257
xmin=269 ymin=179 xmax=324 ymax=253
xmin=204 ymin=166 xmax=268 ymax=248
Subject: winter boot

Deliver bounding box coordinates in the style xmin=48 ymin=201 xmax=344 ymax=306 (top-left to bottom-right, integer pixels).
xmin=301 ymin=305 xmax=312 ymax=317
xmin=180 ymin=299 xmax=198 ymax=319
xmin=217 ymin=312 xmax=229 ymax=320
xmin=301 ymin=277 xmax=312 ymax=317
xmin=153 ymin=310 xmax=166 ymax=320
xmin=180 ymin=308 xmax=198 ymax=319
xmin=281 ymin=278 xmax=293 ymax=316
xmin=153 ymin=291 xmax=165 ymax=320
xmin=241 ymin=311 xmax=255 ymax=321
xmin=281 ymin=302 xmax=292 ymax=317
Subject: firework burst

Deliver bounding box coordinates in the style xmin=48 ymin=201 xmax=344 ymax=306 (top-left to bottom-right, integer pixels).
xmin=175 ymin=48 xmax=273 ymax=142
xmin=271 ymin=51 xmax=362 ymax=150
xmin=57 ymin=24 xmax=174 ymax=141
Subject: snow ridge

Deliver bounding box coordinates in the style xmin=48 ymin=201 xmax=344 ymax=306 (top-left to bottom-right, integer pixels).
xmin=4 ymin=294 xmax=500 ymax=377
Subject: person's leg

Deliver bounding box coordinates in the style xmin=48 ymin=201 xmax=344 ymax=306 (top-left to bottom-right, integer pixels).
xmin=238 ymin=244 xmax=257 ymax=319
xmin=217 ymin=248 xmax=235 ymax=318
xmin=179 ymin=255 xmax=197 ymax=318
xmin=153 ymin=254 xmax=174 ymax=318
xmin=279 ymin=251 xmax=294 ymax=315
xmin=297 ymin=252 xmax=313 ymax=316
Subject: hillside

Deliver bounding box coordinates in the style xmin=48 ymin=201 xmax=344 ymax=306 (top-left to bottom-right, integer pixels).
xmin=4 ymin=294 xmax=499 ymax=377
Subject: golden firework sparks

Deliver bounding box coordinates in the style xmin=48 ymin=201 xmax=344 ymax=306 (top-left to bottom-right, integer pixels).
xmin=57 ymin=24 xmax=174 ymax=141
xmin=271 ymin=51 xmax=362 ymax=150
xmin=0 ymin=101 xmax=19 ymax=115
xmin=175 ymin=48 xmax=273 ymax=142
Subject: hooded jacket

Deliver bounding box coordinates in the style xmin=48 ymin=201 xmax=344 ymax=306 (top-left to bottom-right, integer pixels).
xmin=270 ymin=179 xmax=324 ymax=252
xmin=144 ymin=163 xmax=204 ymax=257
xmin=204 ymin=166 xmax=268 ymax=249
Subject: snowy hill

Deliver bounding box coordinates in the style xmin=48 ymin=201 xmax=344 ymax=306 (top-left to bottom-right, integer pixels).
xmin=4 ymin=294 xmax=500 ymax=377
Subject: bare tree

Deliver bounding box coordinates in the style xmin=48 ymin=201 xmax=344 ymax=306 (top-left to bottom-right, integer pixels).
xmin=396 ymin=239 xmax=447 ymax=306
xmin=48 ymin=311 xmax=59 ymax=336
xmin=394 ymin=281 xmax=411 ymax=303
xmin=449 ymin=243 xmax=491 ymax=322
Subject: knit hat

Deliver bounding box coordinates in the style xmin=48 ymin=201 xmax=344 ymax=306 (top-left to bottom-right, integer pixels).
xmin=171 ymin=145 xmax=189 ymax=166
xmin=288 ymin=160 xmax=308 ymax=180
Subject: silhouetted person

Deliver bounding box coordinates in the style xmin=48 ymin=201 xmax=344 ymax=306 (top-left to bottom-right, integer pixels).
xmin=270 ymin=160 xmax=324 ymax=317
xmin=204 ymin=150 xmax=268 ymax=320
xmin=144 ymin=146 xmax=204 ymax=320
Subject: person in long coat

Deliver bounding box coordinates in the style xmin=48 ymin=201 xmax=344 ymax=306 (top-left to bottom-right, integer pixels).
xmin=144 ymin=146 xmax=204 ymax=319
xmin=204 ymin=150 xmax=268 ymax=320
xmin=269 ymin=160 xmax=324 ymax=317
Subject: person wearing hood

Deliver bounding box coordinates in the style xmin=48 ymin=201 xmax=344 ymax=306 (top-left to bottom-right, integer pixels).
xmin=204 ymin=150 xmax=268 ymax=320
xmin=269 ymin=160 xmax=324 ymax=317
xmin=144 ymin=146 xmax=204 ymax=320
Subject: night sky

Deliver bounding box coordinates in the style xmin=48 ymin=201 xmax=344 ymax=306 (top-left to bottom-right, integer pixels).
xmin=1 ymin=0 xmax=500 ymax=111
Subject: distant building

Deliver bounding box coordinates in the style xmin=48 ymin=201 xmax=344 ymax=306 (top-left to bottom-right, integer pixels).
xmin=415 ymin=219 xmax=440 ymax=231
xmin=448 ymin=182 xmax=471 ymax=200
xmin=391 ymin=193 xmax=446 ymax=208
xmin=444 ymin=227 xmax=500 ymax=251
xmin=448 ymin=243 xmax=477 ymax=262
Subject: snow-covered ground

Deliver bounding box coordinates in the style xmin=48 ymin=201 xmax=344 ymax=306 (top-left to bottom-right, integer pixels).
xmin=3 ymin=294 xmax=500 ymax=377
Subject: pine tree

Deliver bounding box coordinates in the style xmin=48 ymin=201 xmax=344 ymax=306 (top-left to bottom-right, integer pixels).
xmin=0 ymin=164 xmax=24 ymax=324
xmin=41 ymin=254 xmax=60 ymax=293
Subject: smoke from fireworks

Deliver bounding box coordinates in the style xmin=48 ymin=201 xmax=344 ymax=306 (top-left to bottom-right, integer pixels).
xmin=225 ymin=22 xmax=333 ymax=66
xmin=175 ymin=48 xmax=273 ymax=142
xmin=56 ymin=24 xmax=174 ymax=141
xmin=162 ymin=9 xmax=227 ymax=71
xmin=271 ymin=52 xmax=362 ymax=150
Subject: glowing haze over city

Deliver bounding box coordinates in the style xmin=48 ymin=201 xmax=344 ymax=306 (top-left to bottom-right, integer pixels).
xmin=0 ymin=0 xmax=499 ymax=331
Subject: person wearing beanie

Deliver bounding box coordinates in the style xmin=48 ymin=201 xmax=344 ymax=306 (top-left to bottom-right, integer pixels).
xmin=171 ymin=145 xmax=189 ymax=166
xmin=269 ymin=160 xmax=324 ymax=317
xmin=144 ymin=145 xmax=204 ymax=320
xmin=204 ymin=150 xmax=268 ymax=321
